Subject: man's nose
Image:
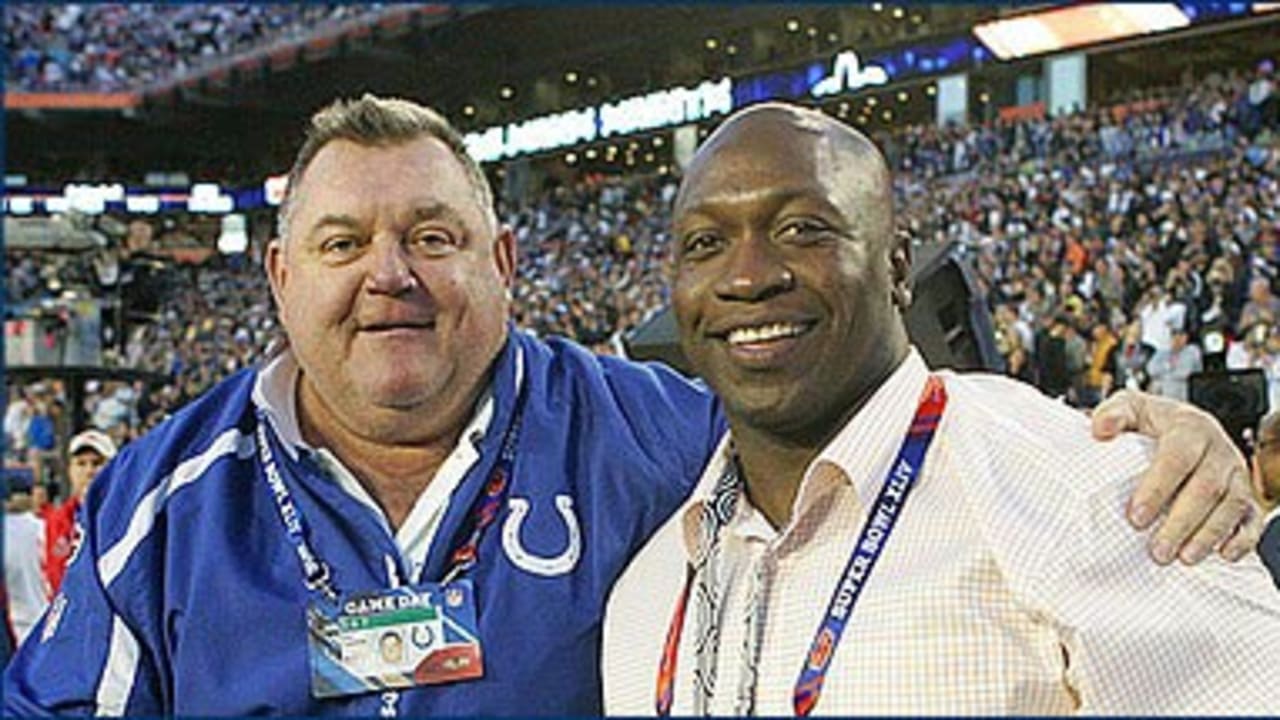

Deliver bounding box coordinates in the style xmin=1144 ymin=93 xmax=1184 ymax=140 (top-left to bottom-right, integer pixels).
xmin=365 ymin=236 xmax=419 ymax=295
xmin=713 ymin=235 xmax=795 ymax=302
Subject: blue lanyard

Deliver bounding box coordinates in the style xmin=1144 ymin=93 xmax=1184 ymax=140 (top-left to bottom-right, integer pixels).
xmin=254 ymin=393 xmax=525 ymax=603
xmin=654 ymin=374 xmax=947 ymax=716
xmin=256 ymin=413 xmax=339 ymax=603
xmin=792 ymin=374 xmax=946 ymax=716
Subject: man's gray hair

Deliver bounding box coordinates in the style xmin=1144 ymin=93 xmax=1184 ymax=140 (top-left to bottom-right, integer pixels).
xmin=276 ymin=94 xmax=494 ymax=239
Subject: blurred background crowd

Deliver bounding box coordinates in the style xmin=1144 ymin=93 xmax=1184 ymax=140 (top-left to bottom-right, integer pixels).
xmin=6 ymin=61 xmax=1278 ymax=467
xmin=5 ymin=3 xmax=400 ymax=92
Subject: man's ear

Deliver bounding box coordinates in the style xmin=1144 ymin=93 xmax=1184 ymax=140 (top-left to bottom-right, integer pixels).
xmin=265 ymin=237 xmax=288 ymax=311
xmin=493 ymin=226 xmax=517 ymax=290
xmin=890 ymin=230 xmax=913 ymax=311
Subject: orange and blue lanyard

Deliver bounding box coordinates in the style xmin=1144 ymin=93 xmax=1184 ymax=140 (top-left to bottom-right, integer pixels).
xmin=655 ymin=375 xmax=947 ymax=716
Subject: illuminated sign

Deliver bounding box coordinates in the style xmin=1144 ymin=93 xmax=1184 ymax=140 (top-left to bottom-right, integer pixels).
xmin=125 ymin=196 xmax=161 ymax=214
xmin=974 ymin=3 xmax=1191 ymax=60
xmin=188 ymin=183 xmax=234 ymax=213
xmin=6 ymin=197 xmax=35 ymax=215
xmin=733 ymin=38 xmax=979 ymax=108
xmin=506 ymin=107 xmax=597 ymax=155
xmin=599 ymin=78 xmax=732 ymax=137
xmin=464 ymin=78 xmax=733 ymax=162
xmin=811 ymin=51 xmax=890 ymax=97
xmin=63 ymin=183 xmax=125 ymax=214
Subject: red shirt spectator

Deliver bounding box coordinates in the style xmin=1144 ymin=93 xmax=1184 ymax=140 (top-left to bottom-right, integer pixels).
xmin=44 ymin=430 xmax=115 ymax=596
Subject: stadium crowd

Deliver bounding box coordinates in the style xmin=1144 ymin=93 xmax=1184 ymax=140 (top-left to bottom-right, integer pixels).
xmin=4 ymin=3 xmax=400 ymax=92
xmin=4 ymin=60 xmax=1278 ymax=475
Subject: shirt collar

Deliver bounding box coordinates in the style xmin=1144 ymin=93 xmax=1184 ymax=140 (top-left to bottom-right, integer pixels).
xmin=679 ymin=347 xmax=931 ymax=559
xmin=250 ymin=347 xmax=497 ymax=462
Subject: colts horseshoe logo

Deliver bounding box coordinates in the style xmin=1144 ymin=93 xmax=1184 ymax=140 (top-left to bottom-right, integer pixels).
xmin=501 ymin=494 xmax=581 ymax=576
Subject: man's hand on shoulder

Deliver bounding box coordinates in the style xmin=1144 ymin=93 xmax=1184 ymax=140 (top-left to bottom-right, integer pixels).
xmin=1092 ymin=389 xmax=1261 ymax=565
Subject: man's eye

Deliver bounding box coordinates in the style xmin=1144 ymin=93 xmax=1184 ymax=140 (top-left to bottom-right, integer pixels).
xmin=320 ymin=235 xmax=360 ymax=256
xmin=681 ymin=232 xmax=723 ymax=258
xmin=409 ymin=229 xmax=460 ymax=255
xmin=776 ymin=219 xmax=830 ymax=242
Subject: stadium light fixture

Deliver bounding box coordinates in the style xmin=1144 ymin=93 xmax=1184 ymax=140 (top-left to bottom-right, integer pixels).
xmin=653 ymin=136 xmax=664 ymax=147
xmin=806 ymin=26 xmax=818 ymax=38
xmin=565 ymin=71 xmax=579 ymax=84
xmin=892 ymin=7 xmax=905 ymax=19
xmin=882 ymin=109 xmax=893 ymax=120
xmin=705 ymin=37 xmax=719 ymax=50
xmin=786 ymin=18 xmax=801 ymax=32
xmin=726 ymin=44 xmax=738 ymax=56
xmin=897 ymin=91 xmax=909 ymax=102
xmin=565 ymin=152 xmax=578 ymax=165
xmin=826 ymin=32 xmax=839 ymax=44
xmin=463 ymin=104 xmax=476 ymax=116
xmin=926 ymin=84 xmax=937 ymax=96
xmin=866 ymin=96 xmax=878 ymax=107
xmin=499 ymin=86 xmax=515 ymax=100
xmin=973 ymin=3 xmax=1190 ymax=61
xmin=585 ymin=148 xmax=598 ymax=160
xmin=217 ymin=214 xmax=249 ymax=255
xmin=871 ymin=3 xmax=883 ymax=12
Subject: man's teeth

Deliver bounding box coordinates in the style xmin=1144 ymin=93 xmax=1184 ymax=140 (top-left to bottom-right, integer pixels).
xmin=726 ymin=322 xmax=806 ymax=345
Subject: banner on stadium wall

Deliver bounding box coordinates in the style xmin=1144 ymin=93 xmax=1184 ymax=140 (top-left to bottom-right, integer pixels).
xmin=465 ymin=78 xmax=733 ymax=163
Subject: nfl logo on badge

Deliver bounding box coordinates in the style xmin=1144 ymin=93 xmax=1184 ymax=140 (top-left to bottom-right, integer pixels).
xmin=808 ymin=628 xmax=835 ymax=671
xmin=446 ymin=587 xmax=464 ymax=608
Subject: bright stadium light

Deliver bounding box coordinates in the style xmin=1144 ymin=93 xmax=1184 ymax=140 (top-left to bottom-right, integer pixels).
xmin=217 ymin=213 xmax=249 ymax=255
xmin=973 ymin=3 xmax=1191 ymax=60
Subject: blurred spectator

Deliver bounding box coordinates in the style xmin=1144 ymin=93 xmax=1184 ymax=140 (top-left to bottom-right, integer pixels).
xmin=1148 ymin=328 xmax=1204 ymax=402
xmin=1081 ymin=321 xmax=1119 ymax=407
xmin=1239 ymin=277 xmax=1280 ymax=331
xmin=1227 ymin=322 xmax=1280 ymax=412
xmin=1245 ymin=60 xmax=1277 ymax=139
xmin=4 ymin=468 xmax=48 ymax=646
xmin=4 ymin=386 xmax=34 ymax=461
xmin=43 ymin=430 xmax=115 ymax=596
xmin=1115 ymin=321 xmax=1153 ymax=391
xmin=1035 ymin=314 xmax=1086 ymax=401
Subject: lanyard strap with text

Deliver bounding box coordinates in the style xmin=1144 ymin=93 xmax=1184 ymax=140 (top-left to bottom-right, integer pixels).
xmin=254 ymin=399 xmax=525 ymax=602
xmin=653 ymin=374 xmax=947 ymax=716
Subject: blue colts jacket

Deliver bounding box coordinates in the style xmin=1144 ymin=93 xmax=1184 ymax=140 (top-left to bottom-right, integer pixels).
xmin=4 ymin=330 xmax=724 ymax=715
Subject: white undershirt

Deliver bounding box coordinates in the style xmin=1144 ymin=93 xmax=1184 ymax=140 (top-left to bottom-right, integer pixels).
xmin=251 ymin=350 xmax=494 ymax=584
